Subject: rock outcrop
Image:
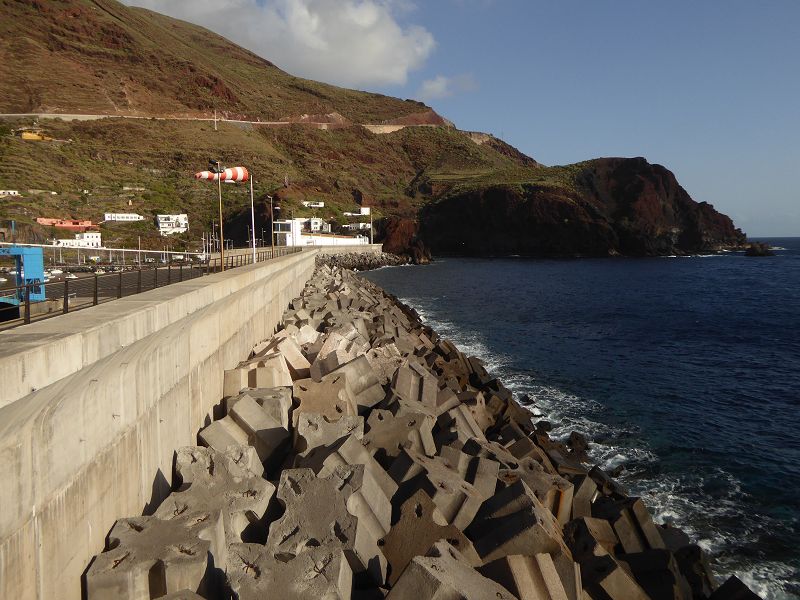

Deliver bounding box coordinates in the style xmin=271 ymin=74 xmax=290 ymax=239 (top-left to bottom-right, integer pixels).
xmin=377 ymin=217 xmax=432 ymax=265
xmin=744 ymin=242 xmax=774 ymax=257
xmin=420 ymin=157 xmax=746 ymax=257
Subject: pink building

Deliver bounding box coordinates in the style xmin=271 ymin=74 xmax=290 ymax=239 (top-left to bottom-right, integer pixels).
xmin=36 ymin=218 xmax=95 ymax=232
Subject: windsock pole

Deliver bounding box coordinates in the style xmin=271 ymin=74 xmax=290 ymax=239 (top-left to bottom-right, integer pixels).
xmin=250 ymin=175 xmax=257 ymax=263
xmin=218 ymin=175 xmax=225 ymax=271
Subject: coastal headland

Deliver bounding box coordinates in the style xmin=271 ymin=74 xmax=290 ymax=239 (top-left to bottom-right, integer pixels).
xmin=81 ymin=253 xmax=760 ymax=599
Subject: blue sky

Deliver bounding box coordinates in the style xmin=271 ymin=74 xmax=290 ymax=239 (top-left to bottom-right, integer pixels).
xmin=129 ymin=0 xmax=800 ymax=236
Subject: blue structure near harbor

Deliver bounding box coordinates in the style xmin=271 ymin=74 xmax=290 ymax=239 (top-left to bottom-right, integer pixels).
xmin=0 ymin=245 xmax=46 ymax=320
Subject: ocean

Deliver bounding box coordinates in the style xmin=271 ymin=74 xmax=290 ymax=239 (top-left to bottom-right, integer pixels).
xmin=364 ymin=237 xmax=800 ymax=599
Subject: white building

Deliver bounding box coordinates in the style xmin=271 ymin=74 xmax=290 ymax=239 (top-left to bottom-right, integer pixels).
xmin=0 ymin=190 xmax=20 ymax=197
xmin=156 ymin=214 xmax=189 ymax=236
xmin=343 ymin=207 xmax=371 ymax=217
xmin=53 ymin=231 xmax=102 ymax=248
xmin=307 ymin=218 xmax=331 ymax=233
xmin=302 ymin=201 xmax=325 ymax=208
xmin=104 ymin=212 xmax=145 ymax=222
xmin=274 ymin=219 xmax=367 ymax=247
xmin=342 ymin=222 xmax=372 ymax=231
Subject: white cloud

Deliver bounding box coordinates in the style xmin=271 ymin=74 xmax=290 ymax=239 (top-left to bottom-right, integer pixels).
xmin=121 ymin=0 xmax=435 ymax=87
xmin=417 ymin=73 xmax=478 ymax=101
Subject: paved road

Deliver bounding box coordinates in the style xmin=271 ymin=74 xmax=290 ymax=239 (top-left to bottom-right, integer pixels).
xmin=0 ymin=112 xmax=333 ymax=127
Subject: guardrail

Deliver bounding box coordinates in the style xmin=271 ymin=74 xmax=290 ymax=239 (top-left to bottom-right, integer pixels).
xmin=0 ymin=246 xmax=301 ymax=330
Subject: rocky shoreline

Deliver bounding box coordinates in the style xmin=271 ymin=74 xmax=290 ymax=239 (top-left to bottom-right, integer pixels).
xmin=84 ymin=264 xmax=760 ymax=599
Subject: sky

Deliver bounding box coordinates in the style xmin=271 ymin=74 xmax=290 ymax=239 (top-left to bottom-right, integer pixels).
xmin=123 ymin=0 xmax=800 ymax=236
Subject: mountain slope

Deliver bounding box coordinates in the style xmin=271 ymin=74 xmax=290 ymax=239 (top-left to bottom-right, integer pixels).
xmin=0 ymin=0 xmax=443 ymax=124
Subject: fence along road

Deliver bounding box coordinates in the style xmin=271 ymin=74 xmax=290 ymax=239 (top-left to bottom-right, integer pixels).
xmin=0 ymin=246 xmax=300 ymax=331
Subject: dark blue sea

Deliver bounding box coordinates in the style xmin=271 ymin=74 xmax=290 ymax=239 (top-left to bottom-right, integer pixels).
xmin=365 ymin=238 xmax=800 ymax=599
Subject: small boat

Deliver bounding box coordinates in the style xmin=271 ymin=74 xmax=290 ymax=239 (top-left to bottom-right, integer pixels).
xmin=95 ymin=269 xmax=105 ymax=274
xmin=0 ymin=277 xmax=7 ymax=283
xmin=50 ymin=269 xmax=63 ymax=275
xmin=65 ymin=273 xmax=78 ymax=280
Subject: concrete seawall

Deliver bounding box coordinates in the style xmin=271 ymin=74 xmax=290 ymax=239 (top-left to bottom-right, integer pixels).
xmin=0 ymin=245 xmax=380 ymax=600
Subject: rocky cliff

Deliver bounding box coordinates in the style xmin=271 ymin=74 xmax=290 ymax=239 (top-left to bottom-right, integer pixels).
xmin=419 ymin=157 xmax=745 ymax=257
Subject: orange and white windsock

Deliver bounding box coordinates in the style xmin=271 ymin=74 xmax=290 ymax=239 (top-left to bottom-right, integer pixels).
xmin=221 ymin=167 xmax=249 ymax=182
xmin=194 ymin=166 xmax=249 ymax=182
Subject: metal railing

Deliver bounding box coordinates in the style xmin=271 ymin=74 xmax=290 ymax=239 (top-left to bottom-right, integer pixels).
xmin=0 ymin=246 xmax=302 ymax=330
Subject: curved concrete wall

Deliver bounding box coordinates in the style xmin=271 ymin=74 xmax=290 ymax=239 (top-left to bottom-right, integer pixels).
xmin=0 ymin=247 xmax=371 ymax=599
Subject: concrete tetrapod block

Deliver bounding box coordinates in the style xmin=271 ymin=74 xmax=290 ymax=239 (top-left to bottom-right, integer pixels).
xmin=227 ymin=544 xmax=353 ymax=600
xmin=198 ymin=415 xmax=250 ymax=455
xmin=330 ymin=354 xmax=386 ymax=414
xmin=295 ymin=412 xmax=364 ymax=455
xmin=155 ymin=446 xmax=275 ymax=549
xmin=274 ymin=336 xmax=312 ymax=380
xmin=708 ymin=576 xmax=761 ymax=600
xmin=496 ymin=422 xmax=558 ymax=473
xmin=591 ymin=497 xmax=665 ymax=554
xmin=362 ymin=408 xmax=437 ymax=460
xmin=436 ymin=404 xmax=488 ymax=446
xmin=310 ymin=326 xmax=370 ymax=380
xmin=391 ymin=361 xmax=439 ymax=409
xmin=571 ymin=475 xmax=598 ymax=520
xmin=310 ymin=435 xmax=398 ymax=581
xmin=389 ymin=445 xmax=499 ymax=531
xmin=266 ymin=465 xmax=388 ymax=585
xmin=386 ymin=541 xmax=517 ymax=600
xmin=226 ymin=386 xmax=293 ymax=430
xmin=85 ymin=511 xmax=225 ymax=600
xmin=294 ymin=323 xmax=322 ymax=346
xmin=674 ymin=545 xmax=717 ymax=599
xmin=228 ymin=394 xmax=291 ymax=466
xmin=580 ymin=554 xmax=651 ymax=600
xmin=293 ymin=372 xmax=357 ymax=425
xmin=563 ymin=517 xmax=620 ymax=563
xmin=223 ymin=352 xmax=293 ymax=397
xmin=466 ymin=479 xmax=569 ymax=566
xmin=620 ymin=549 xmax=693 ymax=600
xmin=380 ymin=490 xmax=480 ymax=586
xmin=545 ymin=445 xmax=589 ymax=477
xmin=498 ymin=457 xmax=575 ymax=526
xmin=253 ymin=352 xmax=294 ymax=389
xmin=479 ymin=554 xmax=580 ymax=600
xmin=457 ymin=388 xmax=495 ymax=432
xmin=365 ymin=342 xmax=404 ymax=386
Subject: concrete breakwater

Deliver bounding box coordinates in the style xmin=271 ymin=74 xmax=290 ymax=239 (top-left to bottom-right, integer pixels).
xmin=315 ymin=251 xmax=410 ymax=271
xmin=83 ymin=265 xmax=759 ymax=599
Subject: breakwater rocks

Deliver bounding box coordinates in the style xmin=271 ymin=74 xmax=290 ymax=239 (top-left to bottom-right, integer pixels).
xmin=84 ymin=265 xmax=760 ymax=599
xmin=316 ymin=251 xmax=410 ymax=271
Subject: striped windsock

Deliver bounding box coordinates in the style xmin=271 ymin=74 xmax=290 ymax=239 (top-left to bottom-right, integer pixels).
xmin=194 ymin=166 xmax=249 ymax=182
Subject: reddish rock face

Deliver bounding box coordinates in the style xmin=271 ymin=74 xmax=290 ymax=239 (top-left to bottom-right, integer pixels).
xmin=419 ymin=157 xmax=745 ymax=257
xmin=378 ymin=217 xmax=431 ymax=264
